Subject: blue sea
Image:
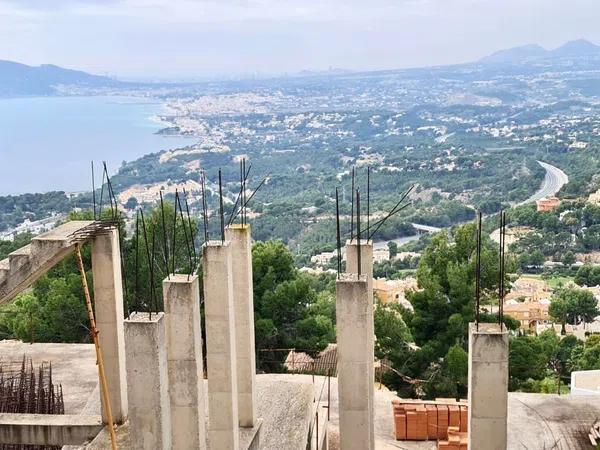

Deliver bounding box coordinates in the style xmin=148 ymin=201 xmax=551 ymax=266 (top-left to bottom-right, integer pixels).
xmin=0 ymin=96 xmax=192 ymax=195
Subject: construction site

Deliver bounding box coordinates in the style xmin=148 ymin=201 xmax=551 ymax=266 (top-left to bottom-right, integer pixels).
xmin=0 ymin=164 xmax=599 ymax=450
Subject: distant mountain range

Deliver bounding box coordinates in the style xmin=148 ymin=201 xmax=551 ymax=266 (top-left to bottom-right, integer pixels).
xmin=0 ymin=60 xmax=122 ymax=97
xmin=1 ymin=39 xmax=600 ymax=97
xmin=480 ymin=39 xmax=600 ymax=64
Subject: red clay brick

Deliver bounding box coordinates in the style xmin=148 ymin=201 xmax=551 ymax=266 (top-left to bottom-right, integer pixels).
xmin=437 ymin=405 xmax=449 ymax=440
xmin=406 ymin=411 xmax=417 ymax=440
xmin=449 ymin=405 xmax=460 ymax=428
xmin=416 ymin=407 xmax=428 ymax=440
xmin=394 ymin=414 xmax=406 ymax=440
xmin=438 ymin=442 xmax=451 ymax=450
xmin=459 ymin=406 xmax=468 ymax=432
xmin=426 ymin=404 xmax=438 ymax=439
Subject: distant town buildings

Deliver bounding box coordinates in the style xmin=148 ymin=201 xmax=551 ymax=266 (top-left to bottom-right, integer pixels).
xmin=503 ymin=300 xmax=551 ymax=331
xmin=589 ymin=189 xmax=600 ymax=205
xmin=373 ymin=277 xmax=417 ymax=309
xmin=0 ymin=214 xmax=65 ymax=242
xmin=536 ymin=196 xmax=561 ymax=212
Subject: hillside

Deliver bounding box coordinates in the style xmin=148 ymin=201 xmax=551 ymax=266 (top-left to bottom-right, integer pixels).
xmin=480 ymin=39 xmax=600 ymax=65
xmin=0 ymin=60 xmax=122 ymax=96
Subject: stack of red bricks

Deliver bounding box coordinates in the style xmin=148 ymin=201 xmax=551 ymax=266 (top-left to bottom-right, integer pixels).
xmin=392 ymin=398 xmax=468 ymax=447
xmin=438 ymin=426 xmax=468 ymax=450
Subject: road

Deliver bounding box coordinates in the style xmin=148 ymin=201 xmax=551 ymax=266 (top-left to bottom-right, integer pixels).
xmin=519 ymin=160 xmax=569 ymax=205
xmin=374 ymin=161 xmax=567 ymax=249
xmin=372 ymin=223 xmax=442 ymax=250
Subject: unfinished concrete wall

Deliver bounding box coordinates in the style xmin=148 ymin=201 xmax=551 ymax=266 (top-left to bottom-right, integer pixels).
xmin=124 ymin=312 xmax=171 ymax=450
xmin=203 ymin=241 xmax=239 ymax=450
xmin=336 ymin=273 xmax=373 ymax=450
xmin=225 ymin=225 xmax=257 ymax=428
xmin=468 ymin=322 xmax=508 ymax=450
xmin=345 ymin=238 xmax=374 ymax=449
xmin=91 ymin=229 xmax=128 ymax=424
xmin=163 ymin=274 xmax=207 ymax=450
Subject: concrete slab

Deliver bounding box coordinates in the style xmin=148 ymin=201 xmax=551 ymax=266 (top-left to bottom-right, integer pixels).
xmin=2 ymin=343 xmax=599 ymax=450
xmin=0 ymin=341 xmax=97 ymax=414
xmin=0 ymin=413 xmax=102 ymax=446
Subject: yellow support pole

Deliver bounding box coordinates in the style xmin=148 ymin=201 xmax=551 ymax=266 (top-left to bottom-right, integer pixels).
xmin=75 ymin=243 xmax=118 ymax=450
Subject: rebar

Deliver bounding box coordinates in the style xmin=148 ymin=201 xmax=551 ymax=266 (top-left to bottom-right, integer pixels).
xmin=356 ymin=189 xmax=362 ymax=277
xmin=335 ymin=188 xmax=342 ymax=278
xmin=476 ymin=211 xmax=482 ymax=330
xmin=0 ymin=357 xmax=65 ymax=450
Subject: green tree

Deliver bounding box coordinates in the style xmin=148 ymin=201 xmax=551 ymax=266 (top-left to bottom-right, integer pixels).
xmin=446 ymin=344 xmax=468 ymax=401
xmin=509 ymin=336 xmax=548 ymax=390
xmin=387 ymin=241 xmax=398 ymax=259
xmin=550 ymin=288 xmax=599 ymax=334
xmin=562 ymin=251 xmax=576 ymax=266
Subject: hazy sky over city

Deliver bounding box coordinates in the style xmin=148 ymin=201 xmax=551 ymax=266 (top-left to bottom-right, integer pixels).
xmin=1 ymin=0 xmax=599 ymax=79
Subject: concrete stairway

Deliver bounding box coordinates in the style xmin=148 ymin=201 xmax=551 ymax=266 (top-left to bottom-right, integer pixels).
xmin=0 ymin=220 xmax=94 ymax=304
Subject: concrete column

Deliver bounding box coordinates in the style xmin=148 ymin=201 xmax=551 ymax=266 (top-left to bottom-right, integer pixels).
xmin=468 ymin=323 xmax=508 ymax=450
xmin=124 ymin=312 xmax=171 ymax=450
xmin=225 ymin=225 xmax=257 ymax=428
xmin=336 ymin=273 xmax=374 ymax=450
xmin=163 ymin=274 xmax=207 ymax=450
xmin=203 ymin=241 xmax=239 ymax=450
xmin=345 ymin=238 xmax=374 ymax=449
xmin=91 ymin=229 xmax=128 ymax=424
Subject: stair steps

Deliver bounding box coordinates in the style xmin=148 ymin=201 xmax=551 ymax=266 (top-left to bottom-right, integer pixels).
xmin=0 ymin=220 xmax=95 ymax=304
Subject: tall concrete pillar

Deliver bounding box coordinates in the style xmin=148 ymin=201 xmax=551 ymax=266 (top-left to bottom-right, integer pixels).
xmin=468 ymin=323 xmax=508 ymax=450
xmin=203 ymin=241 xmax=239 ymax=450
xmin=124 ymin=312 xmax=171 ymax=450
xmin=345 ymin=238 xmax=374 ymax=448
xmin=91 ymin=229 xmax=128 ymax=424
xmin=163 ymin=274 xmax=207 ymax=450
xmin=225 ymin=224 xmax=257 ymax=428
xmin=336 ymin=273 xmax=374 ymax=450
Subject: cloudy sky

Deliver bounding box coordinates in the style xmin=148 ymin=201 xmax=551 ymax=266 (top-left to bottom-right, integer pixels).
xmin=1 ymin=0 xmax=599 ymax=79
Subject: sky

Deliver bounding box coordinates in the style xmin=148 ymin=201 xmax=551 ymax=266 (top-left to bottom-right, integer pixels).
xmin=1 ymin=0 xmax=599 ymax=79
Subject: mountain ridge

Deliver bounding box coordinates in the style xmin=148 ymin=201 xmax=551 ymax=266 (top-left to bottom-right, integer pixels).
xmin=0 ymin=60 xmax=122 ymax=96
xmin=480 ymin=39 xmax=600 ymax=64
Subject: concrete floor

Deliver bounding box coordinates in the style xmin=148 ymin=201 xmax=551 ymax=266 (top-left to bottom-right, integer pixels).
xmin=0 ymin=340 xmax=97 ymax=414
xmin=2 ymin=341 xmax=599 ymax=449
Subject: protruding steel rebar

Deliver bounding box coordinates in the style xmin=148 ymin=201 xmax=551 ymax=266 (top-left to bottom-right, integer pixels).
xmin=140 ymin=209 xmax=154 ymax=319
xmin=91 ymin=161 xmax=97 ymax=220
xmin=172 ymin=190 xmax=179 ymax=275
xmin=367 ymin=166 xmax=370 ymax=234
xmin=366 ymin=184 xmax=415 ymax=240
xmin=159 ymin=191 xmax=170 ymax=279
xmin=201 ymin=172 xmax=209 ymax=242
xmin=183 ymin=188 xmax=198 ymax=270
xmin=135 ymin=211 xmax=140 ymax=314
xmin=218 ymin=169 xmax=225 ymax=243
xmin=476 ymin=211 xmax=482 ymax=330
xmin=350 ymin=167 xmax=355 ymax=239
xmin=176 ymin=191 xmax=194 ymax=279
xmin=335 ymin=187 xmax=342 ymax=278
xmin=242 ymin=158 xmax=247 ymax=225
xmin=499 ymin=210 xmax=506 ymax=330
xmin=356 ymin=189 xmax=362 ymax=277
xmin=98 ymin=167 xmax=106 ymax=219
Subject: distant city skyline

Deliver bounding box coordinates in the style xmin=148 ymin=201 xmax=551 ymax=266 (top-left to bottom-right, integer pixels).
xmin=1 ymin=0 xmax=599 ymax=79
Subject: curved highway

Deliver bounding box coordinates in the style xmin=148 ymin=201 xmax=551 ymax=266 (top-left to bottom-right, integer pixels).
xmin=518 ymin=161 xmax=569 ymax=205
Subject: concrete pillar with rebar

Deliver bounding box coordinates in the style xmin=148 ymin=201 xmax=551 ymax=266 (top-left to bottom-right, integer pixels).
xmin=124 ymin=312 xmax=171 ymax=450
xmin=91 ymin=229 xmax=128 ymax=424
xmin=203 ymin=241 xmax=239 ymax=450
xmin=336 ymin=273 xmax=374 ymax=450
xmin=345 ymin=238 xmax=374 ymax=448
xmin=468 ymin=322 xmax=509 ymax=450
xmin=225 ymin=224 xmax=257 ymax=428
xmin=163 ymin=274 xmax=207 ymax=450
